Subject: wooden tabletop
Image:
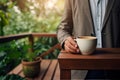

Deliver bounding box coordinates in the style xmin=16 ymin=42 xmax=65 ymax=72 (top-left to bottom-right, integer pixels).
xmin=58 ymin=48 xmax=120 ymax=70
xmin=58 ymin=48 xmax=120 ymax=79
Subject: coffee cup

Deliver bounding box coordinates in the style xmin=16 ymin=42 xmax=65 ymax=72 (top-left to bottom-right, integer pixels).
xmin=75 ymin=36 xmax=97 ymax=55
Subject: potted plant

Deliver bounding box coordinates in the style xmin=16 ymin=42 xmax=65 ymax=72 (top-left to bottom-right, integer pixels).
xmin=22 ymin=51 xmax=41 ymax=78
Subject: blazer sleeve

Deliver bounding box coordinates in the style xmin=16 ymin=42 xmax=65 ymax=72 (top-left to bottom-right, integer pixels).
xmin=57 ymin=0 xmax=73 ymax=48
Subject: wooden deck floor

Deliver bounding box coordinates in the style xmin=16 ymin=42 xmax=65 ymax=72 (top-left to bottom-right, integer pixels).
xmin=9 ymin=60 xmax=60 ymax=80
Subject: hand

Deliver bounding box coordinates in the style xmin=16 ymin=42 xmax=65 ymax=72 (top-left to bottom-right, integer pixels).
xmin=64 ymin=36 xmax=79 ymax=53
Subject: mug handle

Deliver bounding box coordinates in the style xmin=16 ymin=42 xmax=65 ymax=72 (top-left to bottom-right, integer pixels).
xmin=74 ymin=38 xmax=77 ymax=42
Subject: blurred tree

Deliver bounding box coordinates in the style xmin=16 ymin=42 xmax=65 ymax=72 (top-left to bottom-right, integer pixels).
xmin=0 ymin=0 xmax=64 ymax=35
xmin=0 ymin=0 xmax=11 ymax=36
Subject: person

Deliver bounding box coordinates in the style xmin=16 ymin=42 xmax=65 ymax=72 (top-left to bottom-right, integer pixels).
xmin=57 ymin=0 xmax=120 ymax=79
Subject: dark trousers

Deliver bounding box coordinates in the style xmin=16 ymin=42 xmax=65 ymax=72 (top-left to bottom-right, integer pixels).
xmin=85 ymin=70 xmax=120 ymax=80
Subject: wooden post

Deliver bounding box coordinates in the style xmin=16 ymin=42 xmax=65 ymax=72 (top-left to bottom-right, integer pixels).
xmin=28 ymin=35 xmax=34 ymax=53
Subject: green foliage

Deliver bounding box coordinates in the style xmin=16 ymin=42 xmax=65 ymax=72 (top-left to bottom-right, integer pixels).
xmin=4 ymin=8 xmax=61 ymax=35
xmin=0 ymin=0 xmax=63 ymax=78
xmin=23 ymin=37 xmax=60 ymax=61
xmin=0 ymin=9 xmax=8 ymax=36
xmin=0 ymin=0 xmax=16 ymax=36
xmin=0 ymin=40 xmax=27 ymax=75
xmin=0 ymin=0 xmax=8 ymax=4
xmin=23 ymin=51 xmax=37 ymax=62
xmin=0 ymin=0 xmax=64 ymax=35
xmin=0 ymin=37 xmax=60 ymax=76
xmin=2 ymin=0 xmax=63 ymax=35
xmin=4 ymin=10 xmax=36 ymax=34
xmin=34 ymin=37 xmax=59 ymax=59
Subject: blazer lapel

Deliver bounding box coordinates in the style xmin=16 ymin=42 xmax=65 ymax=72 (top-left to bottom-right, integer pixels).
xmin=102 ymin=0 xmax=115 ymax=31
xmin=85 ymin=0 xmax=95 ymax=34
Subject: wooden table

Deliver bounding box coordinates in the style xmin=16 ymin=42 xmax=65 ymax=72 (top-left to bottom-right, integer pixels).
xmin=9 ymin=60 xmax=60 ymax=80
xmin=58 ymin=48 xmax=120 ymax=79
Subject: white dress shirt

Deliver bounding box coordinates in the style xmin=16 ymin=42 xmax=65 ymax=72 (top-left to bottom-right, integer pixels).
xmin=90 ymin=0 xmax=108 ymax=48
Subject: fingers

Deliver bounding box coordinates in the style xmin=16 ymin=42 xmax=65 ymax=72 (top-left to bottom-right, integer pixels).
xmin=64 ymin=37 xmax=79 ymax=53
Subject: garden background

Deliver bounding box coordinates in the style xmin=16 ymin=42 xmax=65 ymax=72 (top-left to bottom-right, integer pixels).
xmin=0 ymin=0 xmax=64 ymax=79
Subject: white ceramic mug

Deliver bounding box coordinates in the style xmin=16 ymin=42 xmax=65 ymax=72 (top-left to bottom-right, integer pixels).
xmin=75 ymin=36 xmax=97 ymax=55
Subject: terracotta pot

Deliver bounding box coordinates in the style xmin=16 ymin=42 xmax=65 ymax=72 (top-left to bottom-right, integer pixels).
xmin=22 ymin=57 xmax=41 ymax=78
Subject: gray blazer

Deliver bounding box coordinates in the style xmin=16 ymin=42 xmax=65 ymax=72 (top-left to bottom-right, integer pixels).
xmin=57 ymin=0 xmax=120 ymax=48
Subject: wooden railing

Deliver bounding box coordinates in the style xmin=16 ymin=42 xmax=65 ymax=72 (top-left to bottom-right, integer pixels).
xmin=0 ymin=33 xmax=61 ymax=58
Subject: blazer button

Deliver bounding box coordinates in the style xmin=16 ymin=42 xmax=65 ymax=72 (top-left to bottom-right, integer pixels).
xmin=91 ymin=33 xmax=95 ymax=36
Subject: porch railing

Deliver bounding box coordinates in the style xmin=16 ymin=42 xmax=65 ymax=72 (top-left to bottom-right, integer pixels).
xmin=0 ymin=33 xmax=61 ymax=58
